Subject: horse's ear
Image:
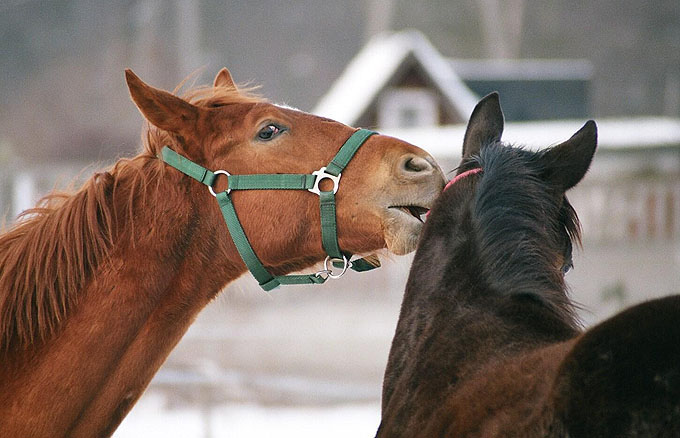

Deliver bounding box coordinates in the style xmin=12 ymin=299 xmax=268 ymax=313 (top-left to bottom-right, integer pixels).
xmin=462 ymin=92 xmax=504 ymax=159
xmin=539 ymin=120 xmax=597 ymax=190
xmin=125 ymin=69 xmax=199 ymax=134
xmin=214 ymin=67 xmax=237 ymax=89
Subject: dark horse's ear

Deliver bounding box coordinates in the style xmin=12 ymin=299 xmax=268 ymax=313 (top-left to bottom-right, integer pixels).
xmin=125 ymin=69 xmax=199 ymax=135
xmin=214 ymin=67 xmax=237 ymax=89
xmin=538 ymin=121 xmax=597 ymax=190
xmin=462 ymin=92 xmax=504 ymax=159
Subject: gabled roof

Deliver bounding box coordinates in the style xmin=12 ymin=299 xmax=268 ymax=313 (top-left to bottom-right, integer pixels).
xmin=313 ymin=29 xmax=479 ymax=126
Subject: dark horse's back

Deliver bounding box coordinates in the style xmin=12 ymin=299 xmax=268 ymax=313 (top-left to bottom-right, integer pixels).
xmin=552 ymin=295 xmax=680 ymax=437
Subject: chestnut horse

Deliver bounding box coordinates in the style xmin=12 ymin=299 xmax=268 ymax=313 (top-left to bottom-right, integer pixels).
xmin=0 ymin=68 xmax=445 ymax=437
xmin=378 ymin=93 xmax=680 ymax=437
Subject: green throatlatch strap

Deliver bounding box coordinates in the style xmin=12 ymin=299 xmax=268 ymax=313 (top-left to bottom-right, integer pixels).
xmin=326 ymin=129 xmax=376 ymax=176
xmin=216 ymin=191 xmax=274 ymax=287
xmin=216 ymin=191 xmax=326 ymax=291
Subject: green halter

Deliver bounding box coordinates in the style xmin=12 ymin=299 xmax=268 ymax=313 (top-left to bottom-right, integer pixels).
xmin=160 ymin=129 xmax=380 ymax=291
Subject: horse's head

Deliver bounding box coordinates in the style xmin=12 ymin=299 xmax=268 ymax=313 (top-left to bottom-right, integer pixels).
xmin=423 ymin=93 xmax=597 ymax=298
xmin=125 ymin=68 xmax=445 ymax=274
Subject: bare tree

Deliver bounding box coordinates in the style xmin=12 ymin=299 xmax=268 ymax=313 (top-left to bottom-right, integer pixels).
xmin=476 ymin=0 xmax=526 ymax=58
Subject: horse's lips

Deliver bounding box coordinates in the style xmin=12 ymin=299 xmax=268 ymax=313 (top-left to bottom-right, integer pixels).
xmin=388 ymin=205 xmax=430 ymax=223
xmin=382 ymin=202 xmax=434 ymax=255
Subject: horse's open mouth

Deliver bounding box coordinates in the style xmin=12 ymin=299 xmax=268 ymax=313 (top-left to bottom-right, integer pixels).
xmin=389 ymin=205 xmax=430 ymax=223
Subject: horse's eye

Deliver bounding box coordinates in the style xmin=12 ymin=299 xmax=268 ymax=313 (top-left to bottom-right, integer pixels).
xmin=256 ymin=124 xmax=284 ymax=141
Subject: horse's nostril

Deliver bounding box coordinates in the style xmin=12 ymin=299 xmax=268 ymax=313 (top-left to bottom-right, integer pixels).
xmin=402 ymin=155 xmax=433 ymax=173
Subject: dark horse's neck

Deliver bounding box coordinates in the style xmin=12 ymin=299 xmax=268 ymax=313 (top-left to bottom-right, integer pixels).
xmin=381 ymin=146 xmax=581 ymax=430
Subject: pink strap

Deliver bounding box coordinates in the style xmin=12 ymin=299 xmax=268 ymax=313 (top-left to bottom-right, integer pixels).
xmin=426 ymin=167 xmax=483 ymax=219
xmin=444 ymin=167 xmax=483 ymax=191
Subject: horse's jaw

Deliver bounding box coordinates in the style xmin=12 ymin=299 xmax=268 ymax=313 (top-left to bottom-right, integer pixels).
xmin=380 ymin=182 xmax=444 ymax=255
xmin=382 ymin=207 xmax=429 ymax=255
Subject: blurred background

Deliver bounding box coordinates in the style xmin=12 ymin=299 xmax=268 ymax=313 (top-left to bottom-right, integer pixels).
xmin=1 ymin=1 xmax=679 ymax=437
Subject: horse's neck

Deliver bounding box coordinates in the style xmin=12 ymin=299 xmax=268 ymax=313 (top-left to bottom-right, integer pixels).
xmin=82 ymin=172 xmax=244 ymax=317
xmin=66 ymin=190 xmax=243 ymax=436
xmin=0 ymin=170 xmax=244 ymax=437
xmin=382 ymin=211 xmax=577 ymax=421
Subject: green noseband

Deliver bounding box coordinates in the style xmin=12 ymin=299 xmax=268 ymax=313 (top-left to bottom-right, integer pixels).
xmin=160 ymin=128 xmax=380 ymax=291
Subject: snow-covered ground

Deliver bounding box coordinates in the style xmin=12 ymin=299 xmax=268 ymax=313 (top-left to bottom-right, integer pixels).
xmin=115 ymin=392 xmax=380 ymax=438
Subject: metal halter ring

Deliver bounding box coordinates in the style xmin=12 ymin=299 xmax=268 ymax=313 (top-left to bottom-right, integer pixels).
xmin=208 ymin=170 xmax=231 ymax=197
xmin=324 ymin=255 xmax=350 ymax=279
xmin=308 ymin=167 xmax=341 ymax=195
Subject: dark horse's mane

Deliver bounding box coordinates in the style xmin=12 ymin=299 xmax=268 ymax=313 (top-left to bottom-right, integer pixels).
xmin=0 ymin=84 xmax=262 ymax=351
xmin=466 ymin=140 xmax=582 ymax=328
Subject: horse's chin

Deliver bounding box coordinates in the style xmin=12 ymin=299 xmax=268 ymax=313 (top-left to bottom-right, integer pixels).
xmin=382 ymin=210 xmax=425 ymax=255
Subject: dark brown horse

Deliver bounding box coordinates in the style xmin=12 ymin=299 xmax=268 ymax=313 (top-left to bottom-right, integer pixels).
xmin=378 ymin=93 xmax=680 ymax=437
xmin=0 ymin=68 xmax=445 ymax=437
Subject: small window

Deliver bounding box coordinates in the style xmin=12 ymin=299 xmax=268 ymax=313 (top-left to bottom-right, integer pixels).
xmin=378 ymin=88 xmax=439 ymax=129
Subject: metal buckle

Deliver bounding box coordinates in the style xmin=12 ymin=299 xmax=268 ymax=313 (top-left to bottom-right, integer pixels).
xmin=315 ymin=255 xmax=350 ymax=280
xmin=308 ymin=167 xmax=341 ymax=195
xmin=208 ymin=170 xmax=231 ymax=197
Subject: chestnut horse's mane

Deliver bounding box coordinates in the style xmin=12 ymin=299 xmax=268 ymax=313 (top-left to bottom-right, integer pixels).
xmin=0 ymin=82 xmax=263 ymax=350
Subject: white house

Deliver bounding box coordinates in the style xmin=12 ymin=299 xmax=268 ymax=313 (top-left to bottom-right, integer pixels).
xmin=313 ymin=29 xmax=479 ymax=129
xmin=313 ymin=29 xmax=593 ymax=128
